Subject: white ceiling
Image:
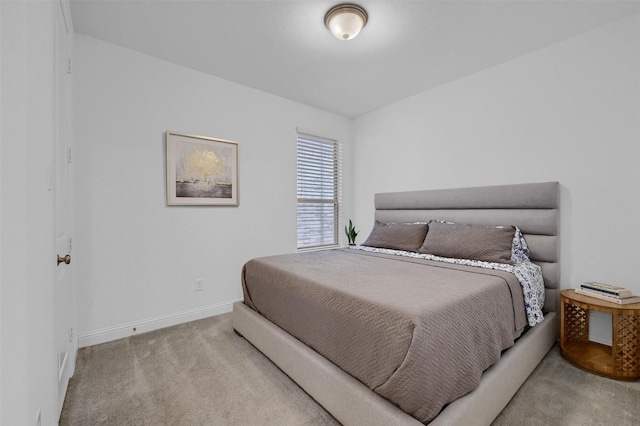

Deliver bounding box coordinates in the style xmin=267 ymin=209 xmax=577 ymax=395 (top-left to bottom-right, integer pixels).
xmin=69 ymin=0 xmax=640 ymax=118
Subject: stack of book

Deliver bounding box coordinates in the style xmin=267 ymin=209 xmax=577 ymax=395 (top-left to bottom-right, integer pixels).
xmin=575 ymin=282 xmax=640 ymax=305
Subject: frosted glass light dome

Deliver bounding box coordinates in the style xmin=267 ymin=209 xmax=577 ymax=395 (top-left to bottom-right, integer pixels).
xmin=325 ymin=4 xmax=368 ymax=41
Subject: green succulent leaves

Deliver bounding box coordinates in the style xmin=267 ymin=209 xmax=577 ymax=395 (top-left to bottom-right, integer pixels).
xmin=345 ymin=219 xmax=359 ymax=245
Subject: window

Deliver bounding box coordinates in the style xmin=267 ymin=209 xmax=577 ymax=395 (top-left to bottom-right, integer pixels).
xmin=296 ymin=133 xmax=342 ymax=249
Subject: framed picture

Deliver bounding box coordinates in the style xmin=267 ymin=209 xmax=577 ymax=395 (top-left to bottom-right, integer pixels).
xmin=166 ymin=131 xmax=239 ymax=206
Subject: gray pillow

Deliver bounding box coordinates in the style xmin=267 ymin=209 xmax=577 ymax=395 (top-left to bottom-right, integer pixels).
xmin=419 ymin=221 xmax=515 ymax=264
xmin=362 ymin=221 xmax=429 ymax=252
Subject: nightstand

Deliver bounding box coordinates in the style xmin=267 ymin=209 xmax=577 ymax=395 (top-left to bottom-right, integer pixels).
xmin=560 ymin=289 xmax=640 ymax=380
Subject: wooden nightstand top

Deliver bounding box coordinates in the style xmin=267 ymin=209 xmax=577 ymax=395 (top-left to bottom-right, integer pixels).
xmin=561 ymin=289 xmax=640 ymax=311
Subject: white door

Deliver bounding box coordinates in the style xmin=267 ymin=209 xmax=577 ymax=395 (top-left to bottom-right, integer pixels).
xmin=53 ymin=1 xmax=76 ymax=417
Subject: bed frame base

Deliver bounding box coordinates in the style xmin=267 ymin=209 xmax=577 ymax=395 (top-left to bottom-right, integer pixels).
xmin=233 ymin=301 xmax=557 ymax=425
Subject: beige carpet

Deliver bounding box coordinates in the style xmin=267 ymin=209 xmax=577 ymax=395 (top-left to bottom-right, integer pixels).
xmin=60 ymin=313 xmax=640 ymax=426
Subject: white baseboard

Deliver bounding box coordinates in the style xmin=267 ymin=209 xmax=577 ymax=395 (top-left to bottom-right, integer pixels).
xmin=589 ymin=336 xmax=613 ymax=346
xmin=78 ymin=299 xmax=241 ymax=348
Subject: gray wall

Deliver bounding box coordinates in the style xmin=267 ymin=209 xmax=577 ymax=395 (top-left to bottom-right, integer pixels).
xmin=73 ymin=35 xmax=352 ymax=345
xmin=352 ymin=14 xmax=640 ymax=343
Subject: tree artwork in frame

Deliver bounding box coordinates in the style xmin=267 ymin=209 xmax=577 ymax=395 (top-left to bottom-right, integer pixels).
xmin=166 ymin=132 xmax=239 ymax=206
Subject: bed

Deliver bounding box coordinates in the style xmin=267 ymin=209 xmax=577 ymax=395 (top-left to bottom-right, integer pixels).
xmin=233 ymin=182 xmax=560 ymax=425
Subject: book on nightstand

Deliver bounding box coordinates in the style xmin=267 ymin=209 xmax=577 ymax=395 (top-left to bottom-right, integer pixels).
xmin=580 ymin=281 xmax=633 ymax=298
xmin=575 ymin=287 xmax=640 ymax=305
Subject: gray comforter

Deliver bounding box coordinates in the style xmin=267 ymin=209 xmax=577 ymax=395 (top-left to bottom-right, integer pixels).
xmin=242 ymin=249 xmax=527 ymax=423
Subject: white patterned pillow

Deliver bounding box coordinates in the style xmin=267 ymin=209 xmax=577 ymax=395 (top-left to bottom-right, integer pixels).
xmin=511 ymin=228 xmax=531 ymax=264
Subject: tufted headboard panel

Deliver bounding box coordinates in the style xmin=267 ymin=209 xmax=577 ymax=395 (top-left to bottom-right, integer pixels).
xmin=374 ymin=182 xmax=560 ymax=313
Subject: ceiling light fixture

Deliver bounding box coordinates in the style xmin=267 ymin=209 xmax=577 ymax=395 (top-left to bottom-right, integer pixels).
xmin=325 ymin=4 xmax=368 ymax=41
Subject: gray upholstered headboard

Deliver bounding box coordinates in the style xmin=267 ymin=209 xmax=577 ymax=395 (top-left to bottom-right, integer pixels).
xmin=374 ymin=182 xmax=560 ymax=313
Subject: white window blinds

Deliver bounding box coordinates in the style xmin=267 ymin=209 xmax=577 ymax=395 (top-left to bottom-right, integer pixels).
xmin=297 ymin=133 xmax=342 ymax=249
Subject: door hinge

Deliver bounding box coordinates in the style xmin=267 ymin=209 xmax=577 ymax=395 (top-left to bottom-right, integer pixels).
xmin=67 ymin=147 xmax=72 ymax=164
xmin=47 ymin=166 xmax=53 ymax=191
xmin=67 ymin=57 xmax=72 ymax=74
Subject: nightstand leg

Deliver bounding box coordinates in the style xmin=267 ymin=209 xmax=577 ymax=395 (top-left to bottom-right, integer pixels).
xmin=613 ymin=312 xmax=640 ymax=377
xmin=562 ymin=300 xmax=589 ymax=344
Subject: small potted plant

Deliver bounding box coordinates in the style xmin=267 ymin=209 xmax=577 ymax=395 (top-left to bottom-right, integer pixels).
xmin=345 ymin=219 xmax=359 ymax=246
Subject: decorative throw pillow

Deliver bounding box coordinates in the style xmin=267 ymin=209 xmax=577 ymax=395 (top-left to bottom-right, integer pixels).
xmin=511 ymin=228 xmax=531 ymax=264
xmin=362 ymin=221 xmax=429 ymax=252
xmin=419 ymin=221 xmax=515 ymax=264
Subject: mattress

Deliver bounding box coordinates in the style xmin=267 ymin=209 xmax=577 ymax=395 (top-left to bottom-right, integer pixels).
xmin=242 ymin=248 xmax=527 ymax=423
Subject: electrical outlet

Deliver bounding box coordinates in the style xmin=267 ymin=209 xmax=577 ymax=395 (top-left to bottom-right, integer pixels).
xmin=195 ymin=279 xmax=204 ymax=292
